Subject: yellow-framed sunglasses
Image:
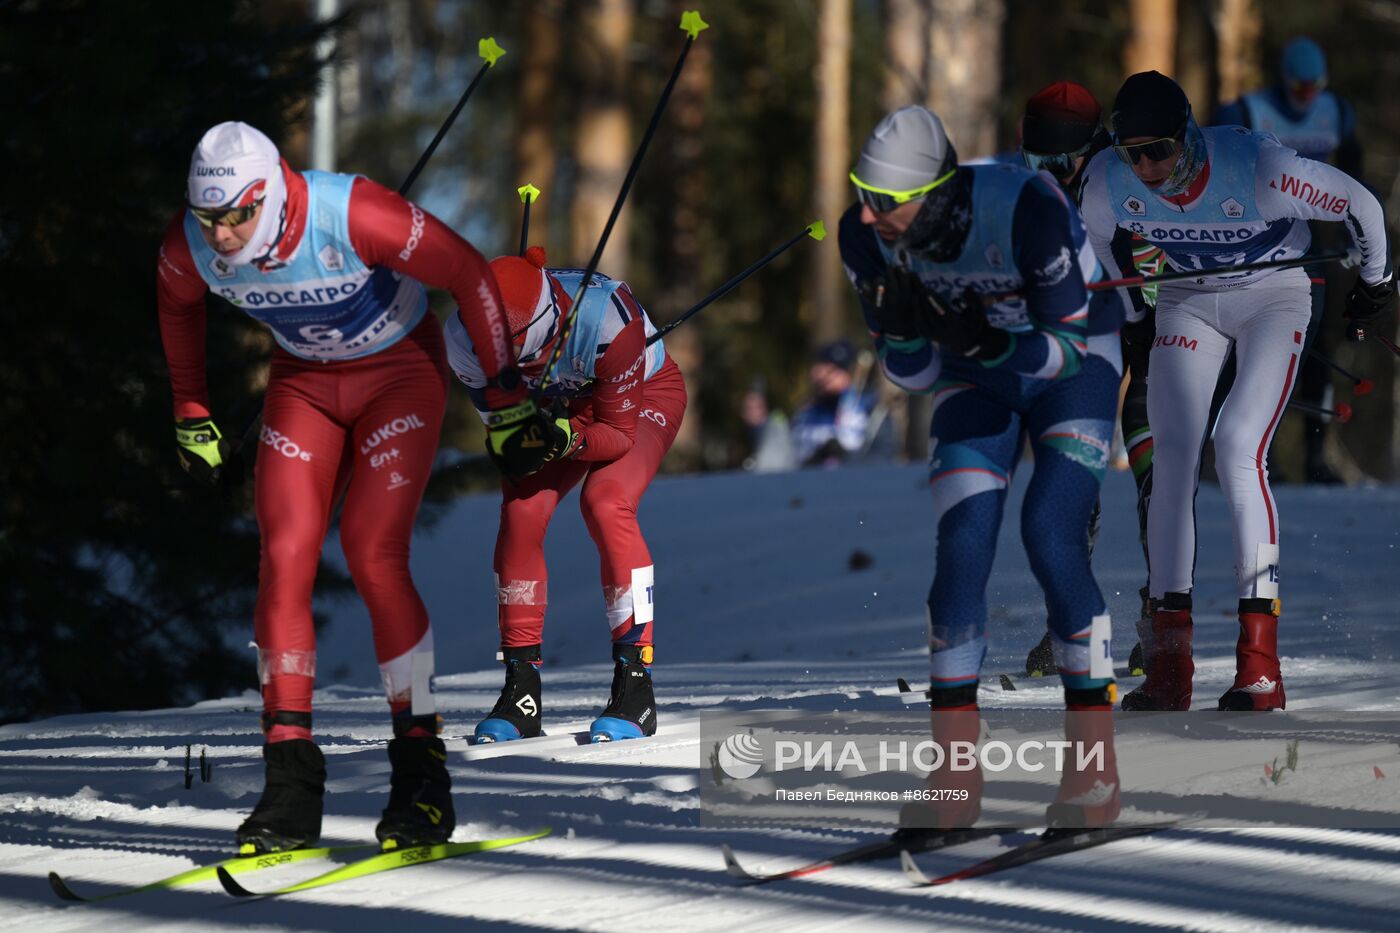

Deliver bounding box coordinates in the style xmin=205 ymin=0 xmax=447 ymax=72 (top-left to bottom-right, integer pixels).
xmin=850 ymin=168 xmax=957 ymax=213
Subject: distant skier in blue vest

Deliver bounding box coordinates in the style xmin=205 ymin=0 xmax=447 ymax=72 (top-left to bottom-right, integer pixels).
xmin=1213 ymin=37 xmax=1364 ymax=484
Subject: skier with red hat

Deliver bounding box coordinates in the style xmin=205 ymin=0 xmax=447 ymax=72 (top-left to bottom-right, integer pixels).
xmin=1016 ymin=81 xmax=1164 ymax=680
xmin=157 ymin=121 xmax=551 ymax=854
xmin=443 ymin=246 xmax=687 ymax=744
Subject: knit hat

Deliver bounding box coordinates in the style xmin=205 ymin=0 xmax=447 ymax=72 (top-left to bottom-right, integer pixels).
xmin=852 ymin=105 xmax=958 ymax=192
xmin=1022 ymin=81 xmax=1103 ymax=153
xmin=1111 ymin=71 xmax=1191 ymax=141
xmin=489 ymin=246 xmax=567 ymax=373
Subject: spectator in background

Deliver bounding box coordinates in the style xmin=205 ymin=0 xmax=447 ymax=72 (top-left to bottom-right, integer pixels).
xmin=790 ymin=339 xmax=895 ymax=468
xmin=740 ymin=378 xmax=798 ymax=473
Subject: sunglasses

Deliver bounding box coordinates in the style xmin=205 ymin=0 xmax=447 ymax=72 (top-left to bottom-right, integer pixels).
xmin=190 ymin=198 xmax=264 ymax=229
xmin=851 ymin=168 xmax=957 ymax=213
xmin=1112 ymin=132 xmax=1182 ymax=166
xmin=1023 ymin=148 xmax=1084 ymax=179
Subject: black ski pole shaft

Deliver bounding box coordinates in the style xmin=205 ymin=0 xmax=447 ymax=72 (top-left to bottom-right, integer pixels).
xmin=517 ymin=183 xmax=540 ymax=256
xmin=535 ymin=11 xmax=709 ymax=400
xmin=648 ymin=220 xmax=825 ymax=346
xmin=1306 ymin=346 xmax=1368 ymax=388
xmin=1372 ymin=331 xmax=1400 ymax=359
xmin=1288 ymin=398 xmax=1352 ymax=423
xmin=1088 ymin=251 xmax=1348 ymax=293
xmin=398 ymin=37 xmax=506 ymax=197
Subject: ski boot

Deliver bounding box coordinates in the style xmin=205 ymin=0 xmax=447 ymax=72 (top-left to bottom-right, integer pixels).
xmin=590 ymin=645 xmax=656 ymax=742
xmin=1025 ymin=632 xmax=1057 ymax=677
xmin=1218 ymin=598 xmax=1286 ymax=710
xmin=235 ymin=720 xmax=326 ymax=854
xmin=898 ymin=686 xmax=983 ymax=832
xmin=1126 ymin=586 xmax=1151 ymax=676
xmin=1047 ymin=685 xmax=1121 ymax=828
xmin=1121 ymin=592 xmax=1193 ymax=711
xmin=474 ymin=645 xmax=543 ymax=743
xmin=375 ymin=715 xmax=456 ymax=849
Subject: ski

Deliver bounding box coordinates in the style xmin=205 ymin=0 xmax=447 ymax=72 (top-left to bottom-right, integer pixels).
xmin=216 ymin=827 xmax=552 ymax=897
xmin=899 ymin=821 xmax=1179 ymax=887
xmin=722 ymin=826 xmax=1009 ymax=884
xmin=49 ymin=843 xmax=371 ymax=903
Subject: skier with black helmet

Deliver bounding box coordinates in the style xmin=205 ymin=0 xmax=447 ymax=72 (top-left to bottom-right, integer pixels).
xmin=1079 ymin=71 xmax=1392 ymax=712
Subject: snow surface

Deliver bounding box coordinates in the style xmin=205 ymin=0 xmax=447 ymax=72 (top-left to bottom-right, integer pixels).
xmin=3 ymin=465 xmax=1400 ymax=931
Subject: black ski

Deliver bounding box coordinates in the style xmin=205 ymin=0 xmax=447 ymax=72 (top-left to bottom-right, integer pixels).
xmin=722 ymin=826 xmax=1008 ymax=884
xmin=900 ymin=821 xmax=1178 ymax=887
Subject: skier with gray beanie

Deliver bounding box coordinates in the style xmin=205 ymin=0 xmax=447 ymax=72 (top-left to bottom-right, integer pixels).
xmin=838 ymin=105 xmax=1125 ymax=833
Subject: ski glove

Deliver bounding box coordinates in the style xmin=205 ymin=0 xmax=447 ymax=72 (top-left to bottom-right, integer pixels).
xmin=1345 ymin=277 xmax=1393 ymax=342
xmin=485 ymin=400 xmax=575 ymax=478
xmin=175 ymin=417 xmax=236 ymax=486
xmin=916 ymin=287 xmax=1011 ymax=361
xmin=861 ymin=266 xmax=924 ymax=344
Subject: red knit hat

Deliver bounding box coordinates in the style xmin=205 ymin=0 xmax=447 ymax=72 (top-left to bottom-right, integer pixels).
xmin=1022 ymin=81 xmax=1103 ymax=154
xmin=488 ymin=246 xmax=568 ymax=373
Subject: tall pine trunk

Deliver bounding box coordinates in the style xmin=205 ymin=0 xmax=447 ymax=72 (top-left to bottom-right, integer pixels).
xmin=570 ymin=0 xmax=634 ymax=275
xmin=811 ymin=0 xmax=852 ymax=348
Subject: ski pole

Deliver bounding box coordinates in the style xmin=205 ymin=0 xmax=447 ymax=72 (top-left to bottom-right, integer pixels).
xmin=1288 ymin=399 xmax=1352 ymax=423
xmin=517 ymin=183 xmax=540 ymax=256
xmin=647 ymin=220 xmax=825 ymax=346
xmin=535 ymin=10 xmax=709 ymax=399
xmin=1306 ymin=346 xmax=1373 ymax=395
xmin=231 ymin=37 xmax=507 ymax=455
xmin=1087 ymin=251 xmax=1348 ymax=293
xmin=1372 ymin=331 xmax=1400 ymax=359
xmin=399 ymin=37 xmax=506 ymax=196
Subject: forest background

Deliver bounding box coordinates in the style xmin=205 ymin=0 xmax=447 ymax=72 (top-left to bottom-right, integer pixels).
xmin=5 ymin=0 xmax=1399 ymax=722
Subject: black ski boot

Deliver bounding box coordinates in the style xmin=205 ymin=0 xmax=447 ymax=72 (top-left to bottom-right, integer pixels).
xmin=375 ymin=716 xmax=456 ymax=849
xmin=235 ymin=733 xmax=326 ymax=855
xmin=589 ymin=645 xmax=656 ymax=743
xmin=473 ymin=645 xmax=543 ymax=744
xmin=1025 ymin=632 xmax=1057 ymax=677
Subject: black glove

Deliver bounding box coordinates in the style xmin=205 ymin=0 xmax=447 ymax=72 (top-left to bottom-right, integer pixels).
xmin=174 ymin=417 xmax=238 ymax=487
xmin=859 ymin=266 xmax=923 ymax=343
xmin=484 ymin=400 xmax=573 ymax=479
xmin=1345 ymin=277 xmax=1393 ymax=342
xmin=915 ymin=287 xmax=1011 ymax=360
xmin=1120 ymin=315 xmax=1156 ymax=378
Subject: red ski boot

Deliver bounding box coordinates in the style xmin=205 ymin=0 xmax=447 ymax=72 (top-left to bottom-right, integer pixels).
xmin=1121 ymin=592 xmax=1193 ymax=711
xmin=899 ymin=685 xmax=983 ymax=830
xmin=1218 ymin=598 xmax=1286 ymax=710
xmin=1047 ymin=686 xmax=1121 ymax=828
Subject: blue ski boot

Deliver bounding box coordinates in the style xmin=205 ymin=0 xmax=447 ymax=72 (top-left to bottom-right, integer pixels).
xmin=474 ymin=645 xmax=543 ymax=744
xmin=590 ymin=645 xmax=656 ymax=743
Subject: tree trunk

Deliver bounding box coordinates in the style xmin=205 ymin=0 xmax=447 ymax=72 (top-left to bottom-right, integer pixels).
xmin=1123 ymin=0 xmax=1177 ymax=77
xmin=515 ymin=0 xmax=564 ymax=251
xmin=927 ymin=0 xmax=1005 ymax=158
xmin=570 ymin=0 xmax=633 ymax=275
xmin=883 ymin=0 xmax=927 ymax=110
xmin=811 ymin=0 xmax=852 ymax=348
xmin=1174 ymin=0 xmax=1215 ymax=114
xmin=1212 ymin=0 xmax=1262 ymax=104
xmin=657 ymin=10 xmax=711 ymax=472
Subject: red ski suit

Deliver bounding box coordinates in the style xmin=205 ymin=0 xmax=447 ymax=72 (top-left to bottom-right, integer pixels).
xmin=158 ymin=168 xmax=521 ymax=735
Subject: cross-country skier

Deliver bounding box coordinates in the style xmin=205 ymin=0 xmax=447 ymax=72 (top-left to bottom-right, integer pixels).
xmin=840 ymin=106 xmax=1123 ymax=828
xmin=1014 ymin=81 xmax=1160 ymax=680
xmin=1080 ymin=72 xmax=1392 ymax=711
xmin=442 ymin=247 xmax=686 ymax=745
xmin=1214 ymin=37 xmax=1365 ymax=484
xmin=158 ymin=122 xmax=555 ymax=853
